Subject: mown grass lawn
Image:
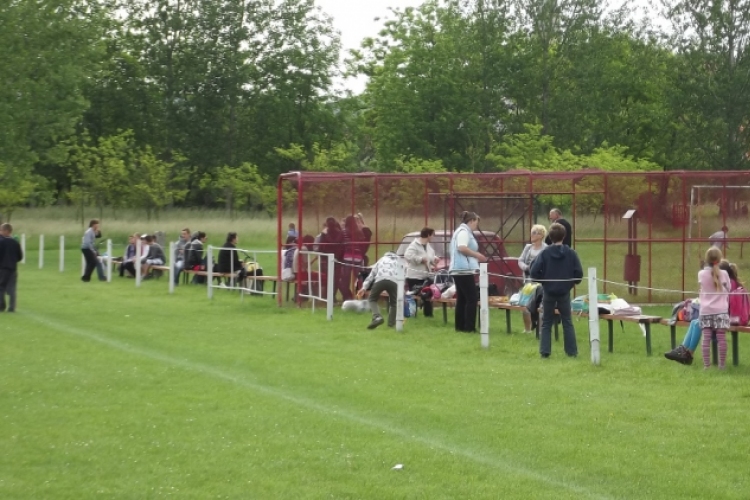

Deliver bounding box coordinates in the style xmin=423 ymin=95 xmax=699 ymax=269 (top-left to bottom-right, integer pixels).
xmin=2 ymin=249 xmax=750 ymax=499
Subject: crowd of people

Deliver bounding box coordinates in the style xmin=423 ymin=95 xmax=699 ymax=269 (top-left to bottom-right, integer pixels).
xmin=78 ymin=221 xmax=249 ymax=287
xmin=5 ymin=210 xmax=746 ymax=369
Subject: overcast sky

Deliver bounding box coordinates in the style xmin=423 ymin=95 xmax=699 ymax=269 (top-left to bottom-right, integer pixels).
xmin=314 ymin=0 xmax=659 ymax=94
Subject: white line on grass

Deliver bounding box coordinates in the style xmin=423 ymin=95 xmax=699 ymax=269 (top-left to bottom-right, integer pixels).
xmin=25 ymin=311 xmax=612 ymax=500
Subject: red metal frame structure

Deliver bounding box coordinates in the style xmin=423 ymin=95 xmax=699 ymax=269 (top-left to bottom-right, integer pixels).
xmin=277 ymin=170 xmax=750 ymax=306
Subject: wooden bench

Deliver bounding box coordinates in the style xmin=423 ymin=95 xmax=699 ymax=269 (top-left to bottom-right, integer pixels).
xmin=147 ymin=265 xmax=170 ymax=279
xmin=432 ymin=297 xmax=559 ymax=339
xmin=660 ymin=319 xmax=749 ymax=366
xmin=599 ymin=314 xmax=663 ymax=356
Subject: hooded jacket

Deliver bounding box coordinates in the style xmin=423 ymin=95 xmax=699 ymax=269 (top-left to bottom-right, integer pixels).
xmin=362 ymin=252 xmax=401 ymax=289
xmin=530 ymin=244 xmax=583 ymax=296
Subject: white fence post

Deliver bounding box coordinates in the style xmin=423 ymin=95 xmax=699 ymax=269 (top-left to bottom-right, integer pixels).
xmin=168 ymin=241 xmax=175 ymax=294
xmin=588 ymin=267 xmax=601 ymax=366
xmin=207 ymin=245 xmax=214 ymax=299
xmin=20 ymin=234 xmax=26 ymax=264
xmin=135 ymin=238 xmax=142 ymax=287
xmin=59 ymin=235 xmax=65 ymax=273
xmin=106 ymin=239 xmax=113 ymax=282
xmin=480 ymin=263 xmax=489 ymax=349
xmin=326 ymin=254 xmax=335 ymax=320
xmin=38 ymin=234 xmax=44 ymax=269
xmin=396 ymin=261 xmax=405 ymax=332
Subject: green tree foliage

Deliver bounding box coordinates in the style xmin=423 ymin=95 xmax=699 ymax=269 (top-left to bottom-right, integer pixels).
xmin=662 ymin=0 xmax=750 ymax=170
xmin=0 ymin=0 xmax=107 ymax=168
xmin=356 ymin=1 xmax=513 ymax=172
xmin=199 ymin=163 xmax=276 ymax=218
xmin=0 ymin=163 xmax=43 ymax=222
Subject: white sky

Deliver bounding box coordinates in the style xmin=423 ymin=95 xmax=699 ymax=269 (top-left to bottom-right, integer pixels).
xmin=315 ymin=0 xmax=659 ymax=94
xmin=315 ymin=0 xmax=424 ymax=94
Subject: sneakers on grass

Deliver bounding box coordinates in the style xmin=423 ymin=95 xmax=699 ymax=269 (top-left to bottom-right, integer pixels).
xmin=664 ymin=345 xmax=693 ymax=365
xmin=367 ymin=315 xmax=384 ymax=330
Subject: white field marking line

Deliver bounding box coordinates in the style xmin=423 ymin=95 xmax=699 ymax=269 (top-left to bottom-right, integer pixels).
xmin=25 ymin=311 xmax=611 ymax=500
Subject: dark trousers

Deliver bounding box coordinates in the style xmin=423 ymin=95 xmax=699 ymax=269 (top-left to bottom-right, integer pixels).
xmin=120 ymin=261 xmax=135 ymax=277
xmin=540 ymin=290 xmax=577 ymax=357
xmin=406 ymin=278 xmax=433 ymax=317
xmin=81 ymin=249 xmax=100 ymax=281
xmin=0 ymin=269 xmax=18 ymax=311
xmin=453 ymin=274 xmax=478 ymax=332
xmin=368 ymin=279 xmax=398 ymax=327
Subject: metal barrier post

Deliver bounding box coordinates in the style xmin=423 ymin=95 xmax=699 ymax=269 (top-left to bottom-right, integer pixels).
xmin=59 ymin=235 xmax=65 ymax=272
xmin=480 ymin=263 xmax=489 ymax=349
xmin=38 ymin=234 xmax=44 ymax=269
xmin=588 ymin=267 xmax=601 ymax=366
xmin=169 ymin=241 xmax=175 ymax=294
xmin=135 ymin=238 xmax=142 ymax=287
xmin=396 ymin=262 xmax=405 ymax=332
xmin=207 ymin=246 xmax=214 ymax=299
xmin=106 ymin=239 xmax=113 ymax=282
xmin=326 ymin=254 xmax=334 ymax=320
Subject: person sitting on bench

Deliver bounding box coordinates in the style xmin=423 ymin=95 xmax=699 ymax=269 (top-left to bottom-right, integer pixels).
xmin=141 ymin=234 xmax=166 ymax=278
xmin=217 ymin=232 xmax=247 ymax=287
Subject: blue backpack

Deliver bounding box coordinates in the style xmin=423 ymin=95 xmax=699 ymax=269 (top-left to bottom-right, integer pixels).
xmin=404 ymin=295 xmax=417 ymax=318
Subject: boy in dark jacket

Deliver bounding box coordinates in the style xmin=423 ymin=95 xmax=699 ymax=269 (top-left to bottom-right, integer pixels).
xmin=530 ymin=223 xmax=583 ymax=358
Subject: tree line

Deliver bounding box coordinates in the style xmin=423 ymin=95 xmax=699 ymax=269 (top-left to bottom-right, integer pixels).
xmin=1 ymin=0 xmax=748 ymax=219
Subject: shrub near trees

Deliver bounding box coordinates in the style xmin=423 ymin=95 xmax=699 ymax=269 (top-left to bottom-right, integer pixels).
xmin=1 ymin=0 xmax=749 ymax=219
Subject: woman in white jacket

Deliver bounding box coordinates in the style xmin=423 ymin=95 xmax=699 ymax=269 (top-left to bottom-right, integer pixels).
xmin=404 ymin=227 xmax=439 ymax=317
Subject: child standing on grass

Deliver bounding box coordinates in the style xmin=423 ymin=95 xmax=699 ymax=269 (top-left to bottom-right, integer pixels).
xmin=698 ymin=248 xmax=731 ymax=370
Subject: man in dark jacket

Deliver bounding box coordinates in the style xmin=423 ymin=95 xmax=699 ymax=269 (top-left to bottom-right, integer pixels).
xmin=531 ymin=222 xmax=583 ymax=358
xmin=545 ymin=208 xmax=572 ymax=247
xmin=0 ymin=223 xmax=24 ymax=312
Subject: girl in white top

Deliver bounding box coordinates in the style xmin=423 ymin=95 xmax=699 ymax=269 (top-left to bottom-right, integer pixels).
xmin=518 ymin=224 xmax=548 ymax=333
xmin=698 ymin=247 xmax=731 ymax=369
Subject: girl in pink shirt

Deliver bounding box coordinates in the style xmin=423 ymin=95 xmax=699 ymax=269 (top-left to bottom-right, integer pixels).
xmin=698 ymin=248 xmax=731 ymax=369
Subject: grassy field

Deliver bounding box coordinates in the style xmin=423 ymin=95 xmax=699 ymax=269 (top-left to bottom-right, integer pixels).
xmin=2 ymin=246 xmax=750 ymax=499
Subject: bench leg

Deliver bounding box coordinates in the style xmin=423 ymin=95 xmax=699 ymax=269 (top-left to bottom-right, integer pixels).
xmin=608 ymin=320 xmax=614 ymax=353
xmin=645 ymin=323 xmax=652 ymax=356
xmin=732 ymin=331 xmax=739 ymax=366
xmin=670 ymin=325 xmax=676 ymax=349
xmin=442 ymin=303 xmax=448 ymax=325
xmin=505 ymin=309 xmax=511 ymax=334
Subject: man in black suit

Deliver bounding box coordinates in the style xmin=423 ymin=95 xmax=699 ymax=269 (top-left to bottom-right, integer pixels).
xmin=545 ymin=208 xmax=572 ymax=247
xmin=0 ymin=223 xmax=23 ymax=312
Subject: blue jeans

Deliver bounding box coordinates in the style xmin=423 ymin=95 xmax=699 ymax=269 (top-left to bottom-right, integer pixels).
xmin=540 ymin=291 xmax=577 ymax=357
xmin=682 ymin=319 xmax=702 ymax=351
